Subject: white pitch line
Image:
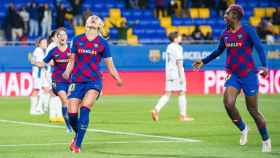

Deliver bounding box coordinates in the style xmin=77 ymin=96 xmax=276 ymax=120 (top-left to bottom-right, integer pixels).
xmin=0 ymin=140 xmax=187 ymax=148
xmin=0 ymin=119 xmax=201 ymax=143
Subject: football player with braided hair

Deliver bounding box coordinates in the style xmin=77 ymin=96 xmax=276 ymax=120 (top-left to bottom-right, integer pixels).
xmin=193 ymin=4 xmax=271 ymax=152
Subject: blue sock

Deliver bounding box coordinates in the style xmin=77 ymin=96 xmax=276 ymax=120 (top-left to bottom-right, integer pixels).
xmin=68 ymin=112 xmax=78 ymax=134
xmin=233 ymin=119 xmax=245 ymax=131
xmin=258 ymin=127 xmax=269 ymax=141
xmin=62 ymin=106 xmax=72 ymax=132
xmin=76 ymin=107 xmax=90 ymax=148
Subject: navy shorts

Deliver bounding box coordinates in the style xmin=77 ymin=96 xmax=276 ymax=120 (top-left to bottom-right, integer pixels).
xmin=68 ymin=81 xmax=102 ymax=100
xmin=52 ymin=82 xmax=70 ymax=96
xmin=225 ymin=72 xmax=259 ymax=96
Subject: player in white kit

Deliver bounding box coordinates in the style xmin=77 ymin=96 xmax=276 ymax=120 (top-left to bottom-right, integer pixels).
xmin=151 ymin=32 xmax=194 ymax=122
xmin=30 ymin=38 xmax=48 ymax=115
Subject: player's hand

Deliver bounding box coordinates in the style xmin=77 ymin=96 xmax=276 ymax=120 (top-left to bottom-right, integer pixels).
xmin=179 ymin=78 xmax=184 ymax=85
xmin=28 ymin=53 xmax=35 ymax=64
xmin=192 ymin=60 xmax=204 ymax=70
xmin=62 ymin=71 xmax=70 ymax=80
xmin=259 ymin=67 xmax=268 ymax=77
xmin=116 ymin=78 xmax=123 ymax=87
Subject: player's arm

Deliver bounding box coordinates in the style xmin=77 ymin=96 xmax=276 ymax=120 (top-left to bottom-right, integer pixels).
xmin=104 ymin=57 xmax=123 ymax=86
xmin=102 ymin=40 xmax=123 ymax=86
xmin=192 ymin=36 xmax=226 ymax=69
xmin=63 ymin=38 xmax=76 ymax=80
xmin=28 ymin=49 xmax=46 ymax=68
xmin=176 ymin=59 xmax=185 ymax=83
xmin=62 ymin=53 xmax=75 ymax=80
xmin=246 ymin=25 xmax=268 ymax=77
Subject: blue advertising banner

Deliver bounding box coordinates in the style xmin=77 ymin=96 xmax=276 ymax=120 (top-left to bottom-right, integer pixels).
xmin=0 ymin=44 xmax=279 ymax=72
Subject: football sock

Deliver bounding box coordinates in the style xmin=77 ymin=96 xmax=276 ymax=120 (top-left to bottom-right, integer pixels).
xmin=62 ymin=106 xmax=72 ymax=132
xmin=76 ymin=107 xmax=90 ymax=148
xmin=30 ymin=96 xmax=38 ymax=114
xmin=155 ymin=94 xmax=170 ymax=112
xmin=69 ymin=112 xmax=78 ymax=134
xmin=256 ymin=122 xmax=269 ymax=141
xmin=178 ymin=95 xmax=187 ymax=116
xmin=233 ymin=119 xmax=246 ymax=131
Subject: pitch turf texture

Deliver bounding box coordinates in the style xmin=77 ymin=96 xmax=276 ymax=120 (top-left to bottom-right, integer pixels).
xmin=0 ymin=95 xmax=279 ymax=158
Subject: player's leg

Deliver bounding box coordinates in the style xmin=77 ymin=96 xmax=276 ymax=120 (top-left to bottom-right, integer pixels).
xmin=224 ymin=74 xmax=249 ymax=145
xmin=40 ymin=86 xmax=50 ymax=113
xmin=57 ymin=89 xmax=72 ymax=132
xmin=245 ymin=95 xmax=271 ymax=152
xmin=178 ymin=91 xmax=194 ymax=121
xmin=67 ymin=83 xmax=83 ymax=135
xmin=151 ymin=91 xmax=171 ymax=121
xmin=224 ymin=86 xmax=249 ymax=145
xmin=74 ymin=89 xmax=99 ymax=151
xmin=30 ymin=76 xmax=43 ymax=115
xmin=242 ymin=73 xmax=271 ymax=152
xmin=30 ymin=89 xmax=39 ymax=115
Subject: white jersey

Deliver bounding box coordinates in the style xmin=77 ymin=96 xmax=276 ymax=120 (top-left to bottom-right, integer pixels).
xmin=32 ymin=47 xmax=45 ymax=78
xmin=165 ymin=43 xmax=184 ymax=80
xmin=32 ymin=47 xmax=45 ymax=89
xmin=165 ymin=43 xmax=186 ymax=92
xmin=42 ymin=42 xmax=58 ymax=87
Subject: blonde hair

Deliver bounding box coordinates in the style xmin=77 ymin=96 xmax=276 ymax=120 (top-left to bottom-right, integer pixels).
xmin=85 ymin=15 xmax=108 ymax=38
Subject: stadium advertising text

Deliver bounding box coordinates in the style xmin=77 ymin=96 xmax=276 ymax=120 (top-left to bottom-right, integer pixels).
xmin=0 ymin=70 xmax=279 ymax=96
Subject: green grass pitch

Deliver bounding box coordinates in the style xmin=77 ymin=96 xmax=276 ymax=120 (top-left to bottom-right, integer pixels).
xmin=0 ymin=95 xmax=279 ymax=158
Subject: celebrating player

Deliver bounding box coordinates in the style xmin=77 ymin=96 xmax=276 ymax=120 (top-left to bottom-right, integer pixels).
xmin=43 ymin=27 xmax=72 ymax=132
xmin=192 ymin=4 xmax=271 ymax=152
xmin=63 ymin=15 xmax=123 ymax=153
xmin=151 ymin=31 xmax=194 ymax=122
xmin=45 ymin=30 xmax=64 ymax=123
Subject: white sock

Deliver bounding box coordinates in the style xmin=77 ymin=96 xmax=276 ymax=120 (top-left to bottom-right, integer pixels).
xmin=36 ymin=95 xmax=44 ymax=113
xmin=40 ymin=92 xmax=50 ymax=112
xmin=54 ymin=97 xmax=63 ymax=117
xmin=155 ymin=94 xmax=170 ymax=112
xmin=30 ymin=96 xmax=38 ymax=114
xmin=178 ymin=95 xmax=187 ymax=116
xmin=49 ymin=96 xmax=58 ymax=119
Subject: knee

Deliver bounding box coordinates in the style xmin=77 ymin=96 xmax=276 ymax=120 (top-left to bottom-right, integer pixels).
xmin=223 ymin=98 xmax=235 ymax=109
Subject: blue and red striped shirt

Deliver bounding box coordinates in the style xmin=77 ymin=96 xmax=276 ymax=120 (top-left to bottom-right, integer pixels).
xmin=70 ymin=34 xmax=111 ymax=82
xmin=202 ymin=24 xmax=267 ymax=77
xmin=43 ymin=47 xmax=71 ymax=83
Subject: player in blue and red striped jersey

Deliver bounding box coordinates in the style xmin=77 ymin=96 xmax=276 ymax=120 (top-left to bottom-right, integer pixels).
xmin=62 ymin=15 xmax=123 ymax=153
xmin=193 ymin=4 xmax=271 ymax=152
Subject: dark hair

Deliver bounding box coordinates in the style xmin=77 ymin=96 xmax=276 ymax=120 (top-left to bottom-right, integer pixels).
xmin=47 ymin=30 xmax=57 ymax=44
xmin=228 ymin=4 xmax=244 ymax=20
xmin=168 ymin=31 xmax=179 ymax=42
xmin=35 ymin=37 xmax=46 ymax=47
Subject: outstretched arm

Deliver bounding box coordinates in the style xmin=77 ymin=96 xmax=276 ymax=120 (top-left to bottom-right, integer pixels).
xmin=193 ymin=36 xmax=226 ymax=69
xmin=104 ymin=57 xmax=123 ymax=86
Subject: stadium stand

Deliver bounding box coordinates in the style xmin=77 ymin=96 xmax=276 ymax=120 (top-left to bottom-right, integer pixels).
xmin=0 ymin=0 xmax=279 ymax=45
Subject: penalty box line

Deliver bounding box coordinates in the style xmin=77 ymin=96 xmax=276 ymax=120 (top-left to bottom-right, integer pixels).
xmin=0 ymin=119 xmax=201 ymax=143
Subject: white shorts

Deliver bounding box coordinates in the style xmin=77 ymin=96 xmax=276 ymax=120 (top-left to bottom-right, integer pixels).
xmin=42 ymin=72 xmax=52 ymax=88
xmin=33 ymin=77 xmax=42 ymax=90
xmin=165 ymin=79 xmax=186 ymax=92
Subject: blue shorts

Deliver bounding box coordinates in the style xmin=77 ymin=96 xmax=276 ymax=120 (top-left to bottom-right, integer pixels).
xmin=225 ymin=72 xmax=259 ymax=96
xmin=68 ymin=81 xmax=102 ymax=100
xmin=52 ymin=82 xmax=69 ymax=96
